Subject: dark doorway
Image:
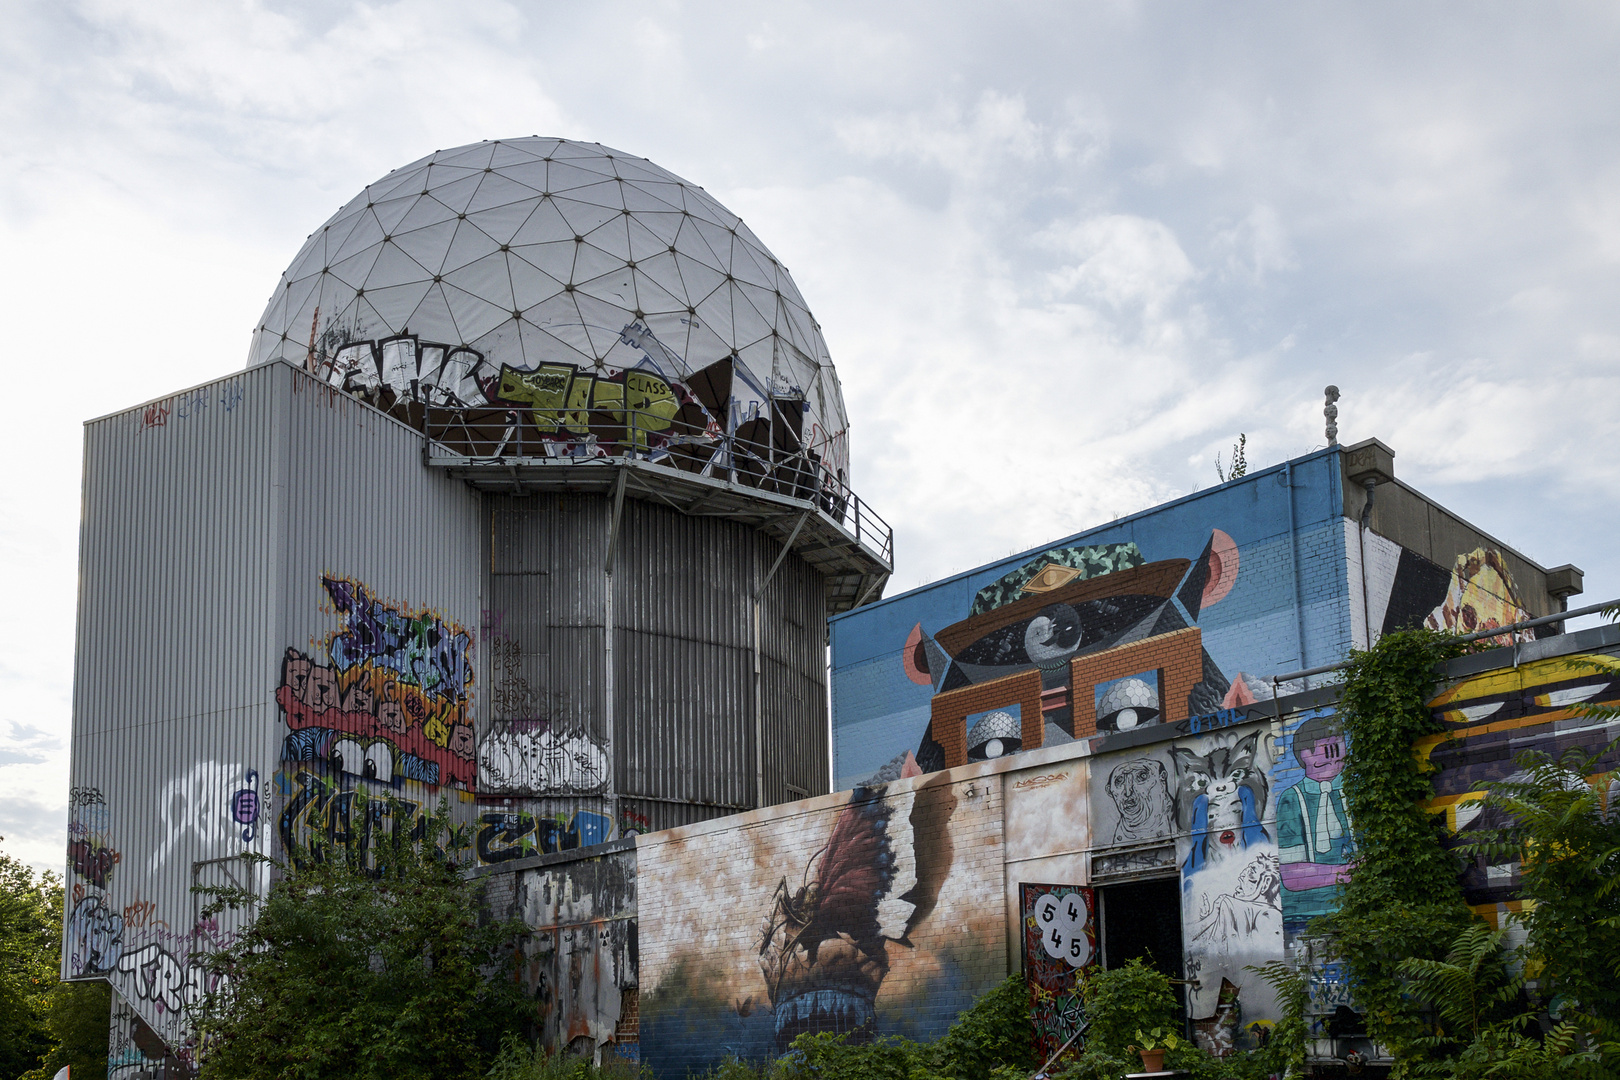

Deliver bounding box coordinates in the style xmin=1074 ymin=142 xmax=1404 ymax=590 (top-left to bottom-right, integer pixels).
xmin=1098 ymin=877 xmax=1183 ymax=981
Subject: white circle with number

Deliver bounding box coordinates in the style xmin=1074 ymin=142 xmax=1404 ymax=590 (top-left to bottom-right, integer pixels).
xmin=1034 ymin=891 xmax=1092 ymax=968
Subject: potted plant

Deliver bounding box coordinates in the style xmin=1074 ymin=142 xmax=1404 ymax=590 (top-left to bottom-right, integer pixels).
xmin=1130 ymin=1027 xmax=1183 ymax=1073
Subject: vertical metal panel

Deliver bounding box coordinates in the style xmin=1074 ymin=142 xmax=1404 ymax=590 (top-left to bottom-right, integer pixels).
xmin=479 ymin=494 xmax=614 ymax=854
xmin=274 ymin=366 xmax=487 ymax=855
xmin=67 ymin=365 xmax=287 ymax=1055
xmin=477 ymin=491 xmax=830 ymax=831
xmin=67 ymin=362 xmax=489 ymax=1058
xmin=758 ymin=542 xmax=830 ymax=804
xmin=615 ymin=499 xmax=756 ymax=812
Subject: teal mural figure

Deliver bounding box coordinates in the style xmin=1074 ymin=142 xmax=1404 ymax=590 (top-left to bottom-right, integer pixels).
xmin=1277 ymin=715 xmax=1352 ymax=920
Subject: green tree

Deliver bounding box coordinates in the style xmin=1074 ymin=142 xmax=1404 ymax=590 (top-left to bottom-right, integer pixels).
xmin=20 ymin=981 xmax=112 ymax=1080
xmin=0 ymin=845 xmax=58 ymax=1079
xmin=195 ymin=804 xmax=530 ymax=1080
xmin=1398 ymin=922 xmax=1616 ymax=1079
xmin=1317 ymin=628 xmax=1476 ymax=1059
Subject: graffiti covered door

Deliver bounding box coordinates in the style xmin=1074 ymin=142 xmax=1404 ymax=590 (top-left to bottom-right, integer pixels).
xmin=1020 ymin=883 xmax=1097 ymax=1065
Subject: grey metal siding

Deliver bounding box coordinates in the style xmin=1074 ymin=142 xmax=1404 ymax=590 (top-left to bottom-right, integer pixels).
xmin=615 ymin=500 xmax=756 ymax=813
xmin=66 ymin=365 xmax=285 ymax=1052
xmin=66 ymin=362 xmax=489 ymax=1055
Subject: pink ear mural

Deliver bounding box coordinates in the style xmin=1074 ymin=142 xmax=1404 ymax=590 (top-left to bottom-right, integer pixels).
xmin=1202 ymin=529 xmax=1240 ymax=609
xmin=902 ymin=623 xmax=933 ymax=685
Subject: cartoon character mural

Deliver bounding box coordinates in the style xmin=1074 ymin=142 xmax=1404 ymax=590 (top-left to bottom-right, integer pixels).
xmin=1276 ymin=712 xmax=1352 ymax=926
xmin=1174 ymin=729 xmax=1281 ymax=1045
xmin=276 ymin=576 xmax=477 ymax=793
xmin=1423 ymin=652 xmax=1620 ymax=919
xmin=880 ymin=534 xmax=1244 ymax=781
xmin=1367 ymin=540 xmax=1538 ymax=647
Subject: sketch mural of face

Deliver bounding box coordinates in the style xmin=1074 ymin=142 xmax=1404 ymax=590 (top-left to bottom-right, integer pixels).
xmin=1105 ymin=759 xmax=1175 ymax=844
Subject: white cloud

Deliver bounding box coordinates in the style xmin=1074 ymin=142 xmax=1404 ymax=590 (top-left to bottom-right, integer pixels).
xmin=3 ymin=1 xmax=1620 ymax=855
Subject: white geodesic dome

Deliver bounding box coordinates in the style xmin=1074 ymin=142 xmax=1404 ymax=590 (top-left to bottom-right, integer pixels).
xmin=248 ymin=137 xmax=848 ymax=482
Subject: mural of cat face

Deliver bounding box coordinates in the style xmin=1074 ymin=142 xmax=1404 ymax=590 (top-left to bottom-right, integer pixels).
xmin=1172 ymin=731 xmax=1271 ymax=874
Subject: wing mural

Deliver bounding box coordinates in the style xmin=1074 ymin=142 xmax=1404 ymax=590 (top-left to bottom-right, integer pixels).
xmin=757 ymin=784 xmax=921 ymax=1051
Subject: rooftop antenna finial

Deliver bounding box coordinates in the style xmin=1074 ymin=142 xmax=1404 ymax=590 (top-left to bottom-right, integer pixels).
xmin=1324 ymin=385 xmax=1340 ymax=446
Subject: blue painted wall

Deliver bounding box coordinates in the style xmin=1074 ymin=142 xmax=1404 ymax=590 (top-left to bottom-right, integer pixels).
xmin=831 ymin=449 xmax=1352 ymax=791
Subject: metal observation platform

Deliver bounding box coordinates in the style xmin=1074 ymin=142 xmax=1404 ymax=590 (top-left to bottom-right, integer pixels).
xmin=420 ymin=404 xmax=893 ymax=614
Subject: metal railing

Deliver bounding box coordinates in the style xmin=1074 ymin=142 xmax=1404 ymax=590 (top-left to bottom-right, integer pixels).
xmin=421 ymin=403 xmax=893 ymax=566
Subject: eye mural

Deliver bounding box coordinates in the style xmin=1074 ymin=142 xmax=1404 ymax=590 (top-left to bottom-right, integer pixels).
xmin=876 ymin=531 xmax=1246 ymax=783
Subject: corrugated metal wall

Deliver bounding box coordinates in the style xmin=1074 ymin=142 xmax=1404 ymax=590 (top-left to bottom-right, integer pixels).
xmin=756 ymin=541 xmax=829 ymax=806
xmin=614 ymin=499 xmax=755 ymax=817
xmin=274 ymin=367 xmax=487 ymax=865
xmin=480 ymin=493 xmax=831 ymax=837
xmin=479 ymin=494 xmax=615 ymax=858
xmin=68 ymin=359 xmax=832 ymax=1062
xmin=68 ymin=365 xmax=285 ymax=1056
xmin=67 ymin=362 xmax=488 ymax=1060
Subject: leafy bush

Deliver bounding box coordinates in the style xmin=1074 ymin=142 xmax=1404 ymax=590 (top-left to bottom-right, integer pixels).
xmin=484 ymin=1033 xmax=643 ymax=1079
xmin=196 ymin=803 xmax=530 ymax=1080
xmin=1075 ymin=958 xmax=1179 ymax=1059
xmin=775 ymin=1032 xmax=929 ymax=1080
xmin=932 ymin=974 xmax=1035 ymax=1079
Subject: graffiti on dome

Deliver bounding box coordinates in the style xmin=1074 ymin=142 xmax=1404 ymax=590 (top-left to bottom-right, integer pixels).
xmin=303 ymin=325 xmax=848 ymax=491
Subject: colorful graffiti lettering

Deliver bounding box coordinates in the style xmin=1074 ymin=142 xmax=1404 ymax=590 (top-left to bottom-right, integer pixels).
xmin=277 ymin=577 xmax=477 ymax=790
xmin=68 ymin=837 xmax=121 ymax=888
xmin=276 ymin=769 xmax=469 ymax=867
xmin=310 ymin=323 xmax=848 ymax=488
xmin=324 ymin=576 xmax=471 ymax=699
xmin=476 ymin=809 xmax=614 ymax=863
xmin=619 ymin=807 xmax=652 ymax=837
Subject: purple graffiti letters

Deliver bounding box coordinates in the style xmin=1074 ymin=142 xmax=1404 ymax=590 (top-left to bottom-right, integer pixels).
xmin=323 ymin=577 xmax=471 ymax=699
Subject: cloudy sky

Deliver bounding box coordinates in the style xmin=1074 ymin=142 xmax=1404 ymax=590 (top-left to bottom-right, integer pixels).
xmin=3 ymin=1 xmax=1618 ymax=872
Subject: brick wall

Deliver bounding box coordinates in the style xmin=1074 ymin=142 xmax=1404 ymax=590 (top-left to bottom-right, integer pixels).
xmin=1069 ymin=627 xmax=1204 ymax=737
xmin=636 ymin=765 xmax=1010 ymax=1077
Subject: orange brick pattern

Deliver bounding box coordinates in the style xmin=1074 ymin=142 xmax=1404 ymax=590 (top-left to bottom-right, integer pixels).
xmin=928 ymin=668 xmax=1045 ymax=768
xmin=1069 ymin=627 xmax=1204 ymax=738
